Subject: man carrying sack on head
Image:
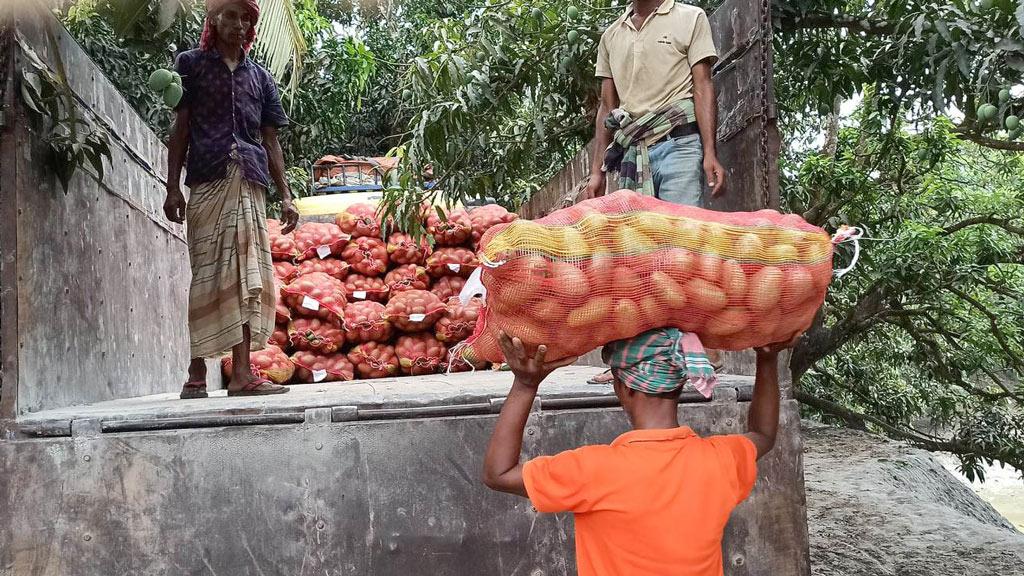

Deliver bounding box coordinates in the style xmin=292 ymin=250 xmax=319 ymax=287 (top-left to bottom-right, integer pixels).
xmin=586 ymin=0 xmax=726 ymax=384
xmin=163 ymin=0 xmax=299 ymax=399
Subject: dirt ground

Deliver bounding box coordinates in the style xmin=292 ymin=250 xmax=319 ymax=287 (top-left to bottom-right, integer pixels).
xmin=802 ymin=422 xmax=1024 ymax=576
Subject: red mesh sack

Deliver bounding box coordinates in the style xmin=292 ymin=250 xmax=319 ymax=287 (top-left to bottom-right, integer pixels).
xmin=335 ymin=202 xmax=383 ymax=239
xmin=268 ymin=219 xmax=300 ymax=261
xmin=384 ymin=289 xmax=446 ymax=332
xmin=431 ymin=276 xmax=467 ymax=302
xmin=269 ymin=325 xmax=290 ymax=349
xmin=446 ymin=352 xmax=488 ymax=373
xmin=395 ymin=332 xmax=449 ymax=375
xmin=468 ymin=204 xmax=518 ymax=248
xmin=281 ymin=272 xmax=347 ymax=322
xmin=274 ymin=279 xmax=292 ymax=325
xmin=426 ymin=209 xmax=472 ymax=246
xmin=347 ymin=342 xmax=400 ymax=379
xmin=464 ymin=189 xmax=833 ymax=362
xmin=426 ymin=247 xmax=479 ymax=279
xmin=435 ymin=297 xmax=483 ymax=344
xmin=385 ymin=264 xmax=431 ymax=294
xmin=343 ymin=273 xmax=389 ymax=303
xmin=343 ymin=301 xmax=393 ymax=343
xmin=296 ymin=257 xmax=350 ymax=281
xmin=287 ymin=317 xmax=346 ymax=354
xmin=341 ymin=236 xmax=389 ymax=277
xmin=291 ymin=351 xmax=355 ymax=383
xmin=273 ymin=261 xmax=297 ymax=283
xmin=293 ymin=222 xmax=350 ymax=261
xmin=220 ymin=345 xmax=295 ymax=384
xmin=386 ymin=232 xmax=432 ymax=266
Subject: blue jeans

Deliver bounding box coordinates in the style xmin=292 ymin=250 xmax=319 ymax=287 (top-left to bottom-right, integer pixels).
xmin=649 ymin=132 xmax=704 ymax=207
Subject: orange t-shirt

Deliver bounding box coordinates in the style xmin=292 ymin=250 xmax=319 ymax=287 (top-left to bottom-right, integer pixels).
xmin=522 ymin=427 xmax=757 ymax=576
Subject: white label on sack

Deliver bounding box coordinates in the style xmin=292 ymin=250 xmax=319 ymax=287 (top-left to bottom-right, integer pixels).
xmin=316 ymin=245 xmax=332 ymax=259
xmin=459 ymin=267 xmax=486 ymax=305
xmin=301 ymin=296 xmax=320 ymax=311
xmin=352 ymin=290 xmax=367 ymax=300
xmin=447 ymin=263 xmax=461 ymax=272
xmin=409 ymin=313 xmax=426 ymax=322
xmin=312 ymin=369 xmax=328 ymax=382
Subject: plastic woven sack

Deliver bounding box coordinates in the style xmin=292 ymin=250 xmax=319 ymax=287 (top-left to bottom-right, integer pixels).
xmin=343 ymin=273 xmax=389 ymax=303
xmin=435 ymin=297 xmax=482 ymax=344
xmin=347 ymin=342 xmax=400 ymax=379
xmin=426 ymin=247 xmax=479 ymax=279
xmin=426 ymin=209 xmax=473 ymax=246
xmin=293 ymin=222 xmax=350 ymax=262
xmin=431 ymin=276 xmax=466 ymax=302
xmin=386 ymin=232 xmax=432 ymax=266
xmin=395 ymin=332 xmax=449 ymax=376
xmin=281 ymin=272 xmax=347 ymax=322
xmin=291 ymin=351 xmax=355 ymax=383
xmin=464 ymin=189 xmax=833 ymax=362
xmin=384 ymin=289 xmax=446 ymax=332
xmin=343 ymin=301 xmax=393 ymax=343
xmin=220 ymin=345 xmax=295 ymax=384
xmin=335 ymin=202 xmax=382 ymax=239
xmin=341 ymin=236 xmax=389 ymax=277
xmin=287 ymin=317 xmax=346 ymax=354
xmin=385 ymin=264 xmax=431 ymax=294
xmin=296 ymin=257 xmax=350 ymax=281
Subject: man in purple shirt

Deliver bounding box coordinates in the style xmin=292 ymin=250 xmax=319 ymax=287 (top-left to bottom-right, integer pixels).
xmin=163 ymin=0 xmax=299 ymax=398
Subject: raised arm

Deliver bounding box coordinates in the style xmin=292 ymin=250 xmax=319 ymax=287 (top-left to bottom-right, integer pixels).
xmin=482 ymin=333 xmax=577 ymax=496
xmin=744 ymin=336 xmax=799 ymax=459
xmin=585 ymin=78 xmax=620 ymax=199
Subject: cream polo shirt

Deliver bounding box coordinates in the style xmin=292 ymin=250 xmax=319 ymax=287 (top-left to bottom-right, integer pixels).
xmin=595 ymin=0 xmax=718 ymax=118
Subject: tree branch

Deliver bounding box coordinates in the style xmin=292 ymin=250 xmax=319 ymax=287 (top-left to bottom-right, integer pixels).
xmin=941 ymin=215 xmax=1024 ymax=236
xmin=945 ymin=286 xmax=1024 ymax=371
xmin=795 ymin=389 xmax=1023 ymax=473
xmin=952 ymin=127 xmax=1024 ymax=151
xmin=777 ymin=13 xmax=896 ymax=35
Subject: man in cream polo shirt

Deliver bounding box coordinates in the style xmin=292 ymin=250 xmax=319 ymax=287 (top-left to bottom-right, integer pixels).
xmin=586 ymin=0 xmax=724 ymax=203
xmin=586 ymin=0 xmax=725 ymax=382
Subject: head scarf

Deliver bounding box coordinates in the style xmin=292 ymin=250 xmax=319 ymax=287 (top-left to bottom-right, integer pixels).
xmin=601 ymin=328 xmax=718 ymax=398
xmin=200 ymin=0 xmax=260 ymax=53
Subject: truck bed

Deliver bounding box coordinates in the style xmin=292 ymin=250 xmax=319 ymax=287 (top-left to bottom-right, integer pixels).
xmin=16 ymin=366 xmax=755 ymax=437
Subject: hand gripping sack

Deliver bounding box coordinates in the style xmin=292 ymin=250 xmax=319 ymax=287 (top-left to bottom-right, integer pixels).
xmin=463 ymin=189 xmax=833 ymax=362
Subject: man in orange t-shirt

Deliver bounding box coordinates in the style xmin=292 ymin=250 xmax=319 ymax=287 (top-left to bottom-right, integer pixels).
xmin=482 ymin=328 xmax=797 ymax=576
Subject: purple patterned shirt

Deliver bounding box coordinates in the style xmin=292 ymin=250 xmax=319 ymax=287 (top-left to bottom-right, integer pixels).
xmin=173 ymin=48 xmax=289 ymax=188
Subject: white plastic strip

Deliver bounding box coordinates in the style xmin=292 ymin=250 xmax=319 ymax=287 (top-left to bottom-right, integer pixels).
xmin=831 ymin=225 xmax=864 ymax=279
xmin=459 ymin=267 xmax=487 ymax=306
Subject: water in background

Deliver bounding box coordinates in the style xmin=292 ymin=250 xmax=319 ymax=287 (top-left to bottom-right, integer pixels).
xmin=939 ymin=454 xmax=1024 ymax=531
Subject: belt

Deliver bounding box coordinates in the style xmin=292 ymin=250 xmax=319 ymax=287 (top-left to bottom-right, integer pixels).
xmin=651 ymin=122 xmax=700 ymax=146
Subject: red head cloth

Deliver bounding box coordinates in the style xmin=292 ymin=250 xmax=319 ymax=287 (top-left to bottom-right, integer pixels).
xmin=200 ymin=0 xmax=260 ymax=53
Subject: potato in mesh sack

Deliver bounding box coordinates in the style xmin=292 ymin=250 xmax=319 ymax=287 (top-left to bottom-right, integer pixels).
xmin=463 ymin=189 xmax=834 ymax=363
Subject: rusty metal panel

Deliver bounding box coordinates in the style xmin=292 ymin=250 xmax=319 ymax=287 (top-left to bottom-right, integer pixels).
xmin=0 ymin=399 xmax=807 ymax=576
